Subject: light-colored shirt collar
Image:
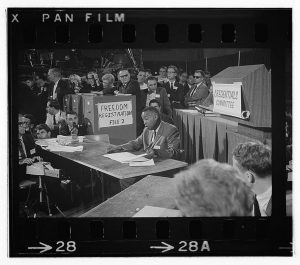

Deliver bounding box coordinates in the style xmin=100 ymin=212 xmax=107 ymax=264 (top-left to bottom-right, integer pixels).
xmin=153 ymin=121 xmax=162 ymax=134
xmin=256 ymin=186 xmax=272 ymax=216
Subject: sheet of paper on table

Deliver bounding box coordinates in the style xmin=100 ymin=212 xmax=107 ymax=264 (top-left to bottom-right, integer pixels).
xmin=129 ymin=159 xmax=155 ymax=167
xmin=133 ymin=206 xmax=181 ymax=217
xmin=103 ymin=152 xmax=147 ymax=163
xmin=46 ymin=145 xmax=84 ymax=152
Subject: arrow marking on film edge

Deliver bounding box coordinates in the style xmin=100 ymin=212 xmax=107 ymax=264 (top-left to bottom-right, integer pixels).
xmin=28 ymin=242 xmax=52 ymax=253
xmin=150 ymin=242 xmax=174 ymax=253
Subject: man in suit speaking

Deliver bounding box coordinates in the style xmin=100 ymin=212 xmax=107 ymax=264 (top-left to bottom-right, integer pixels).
xmin=107 ymin=106 xmax=181 ymax=159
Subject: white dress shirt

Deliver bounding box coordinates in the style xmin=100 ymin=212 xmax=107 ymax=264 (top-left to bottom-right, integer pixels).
xmin=255 ymin=186 xmax=272 ymax=217
xmin=52 ymin=79 xmax=60 ymax=99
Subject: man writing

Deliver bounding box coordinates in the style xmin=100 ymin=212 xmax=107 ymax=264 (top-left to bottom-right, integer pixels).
xmin=107 ymin=107 xmax=181 ymax=159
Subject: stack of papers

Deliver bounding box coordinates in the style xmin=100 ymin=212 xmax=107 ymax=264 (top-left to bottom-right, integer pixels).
xmin=46 ymin=145 xmax=84 ymax=152
xmin=133 ymin=206 xmax=181 ymax=217
xmin=36 ymin=138 xmax=83 ymax=152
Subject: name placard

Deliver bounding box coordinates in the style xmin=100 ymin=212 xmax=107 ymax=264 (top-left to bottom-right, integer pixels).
xmin=213 ymin=82 xmax=242 ymax=118
xmin=97 ymin=101 xmax=133 ymax=128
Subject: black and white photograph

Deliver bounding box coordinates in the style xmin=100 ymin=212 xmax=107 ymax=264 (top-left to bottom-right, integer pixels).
xmin=6 ymin=8 xmax=293 ymax=257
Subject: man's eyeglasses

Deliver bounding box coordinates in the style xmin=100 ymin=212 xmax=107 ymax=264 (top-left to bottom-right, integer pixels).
xmin=18 ymin=122 xmax=27 ymax=126
xmin=194 ymin=76 xmax=202 ymax=79
xmin=119 ymin=74 xmax=129 ymax=78
xmin=167 ymin=71 xmax=176 ymax=74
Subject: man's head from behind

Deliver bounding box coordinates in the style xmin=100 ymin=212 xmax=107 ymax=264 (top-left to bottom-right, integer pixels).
xmin=141 ymin=106 xmax=160 ymax=130
xmin=36 ymin=124 xmax=51 ymax=139
xmin=174 ymin=159 xmax=253 ymax=217
xmin=232 ymin=142 xmax=272 ymax=191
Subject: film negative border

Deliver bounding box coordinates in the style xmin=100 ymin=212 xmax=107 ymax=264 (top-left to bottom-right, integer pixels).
xmin=8 ymin=8 xmax=292 ymax=257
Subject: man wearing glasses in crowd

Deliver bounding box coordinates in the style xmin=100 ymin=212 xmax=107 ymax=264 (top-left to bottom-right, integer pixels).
xmin=184 ymin=70 xmax=209 ymax=108
xmin=116 ymin=69 xmax=143 ymax=135
xmin=162 ymin=65 xmax=185 ymax=108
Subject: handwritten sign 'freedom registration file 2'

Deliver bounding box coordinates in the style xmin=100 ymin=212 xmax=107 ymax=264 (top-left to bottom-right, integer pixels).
xmin=97 ymin=101 xmax=133 ymax=128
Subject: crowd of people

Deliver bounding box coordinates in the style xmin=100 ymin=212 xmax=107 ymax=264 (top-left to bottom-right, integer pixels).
xmin=17 ymin=63 xmax=277 ymax=217
xmin=18 ymin=64 xmax=213 ymax=139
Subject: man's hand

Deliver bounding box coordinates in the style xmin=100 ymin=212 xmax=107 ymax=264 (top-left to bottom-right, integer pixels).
xmin=106 ymin=145 xmax=123 ymax=153
xmin=19 ymin=158 xmax=35 ymax=165
xmin=145 ymin=148 xmax=155 ymax=159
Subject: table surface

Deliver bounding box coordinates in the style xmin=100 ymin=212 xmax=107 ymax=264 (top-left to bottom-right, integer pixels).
xmin=42 ymin=135 xmax=187 ymax=180
xmin=81 ymin=175 xmax=177 ymax=217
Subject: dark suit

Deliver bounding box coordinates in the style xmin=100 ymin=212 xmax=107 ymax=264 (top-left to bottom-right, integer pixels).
xmin=58 ymin=120 xmax=87 ymax=136
xmin=18 ymin=82 xmax=37 ymax=116
xmin=49 ymin=78 xmax=74 ymax=109
xmin=102 ymin=86 xmax=116 ymax=95
xmin=18 ymin=134 xmax=39 ymax=181
xmin=117 ymin=80 xmax=143 ymax=135
xmin=144 ymin=87 xmax=172 ymax=118
xmin=121 ymin=121 xmax=181 ymax=159
xmin=184 ymin=81 xmax=209 ymax=107
xmin=162 ymin=81 xmax=185 ymax=108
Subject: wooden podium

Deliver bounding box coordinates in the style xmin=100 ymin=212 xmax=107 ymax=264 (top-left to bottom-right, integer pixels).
xmin=211 ymin=64 xmax=271 ymax=143
xmin=64 ymin=94 xmax=137 ymax=142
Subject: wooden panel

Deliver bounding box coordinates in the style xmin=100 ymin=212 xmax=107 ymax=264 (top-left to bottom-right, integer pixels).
xmin=80 ymin=175 xmax=177 ymax=217
xmin=212 ymin=64 xmax=271 ymax=128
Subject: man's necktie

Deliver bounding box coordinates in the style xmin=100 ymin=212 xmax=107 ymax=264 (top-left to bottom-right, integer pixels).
xmin=190 ymin=85 xmax=198 ymax=97
xmin=170 ymin=82 xmax=174 ymax=90
xmin=53 ymin=115 xmax=57 ymax=125
xmin=19 ymin=138 xmax=26 ymax=159
xmin=253 ymin=195 xmax=261 ymax=217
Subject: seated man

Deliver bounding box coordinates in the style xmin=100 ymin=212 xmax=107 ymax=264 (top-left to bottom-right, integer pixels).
xmin=107 ymin=106 xmax=181 ymax=159
xmin=232 ymin=142 xmax=272 ymax=216
xmin=184 ymin=70 xmax=209 ymax=107
xmin=45 ymin=99 xmax=66 ymax=137
xmin=58 ymin=111 xmax=87 ymax=136
xmin=23 ymin=114 xmax=37 ymax=137
xmin=36 ymin=124 xmax=51 ymax=139
xmin=149 ymin=99 xmax=174 ymax=125
xmin=18 ymin=114 xmax=41 ymax=181
xmin=174 ymin=159 xmax=253 ymax=217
